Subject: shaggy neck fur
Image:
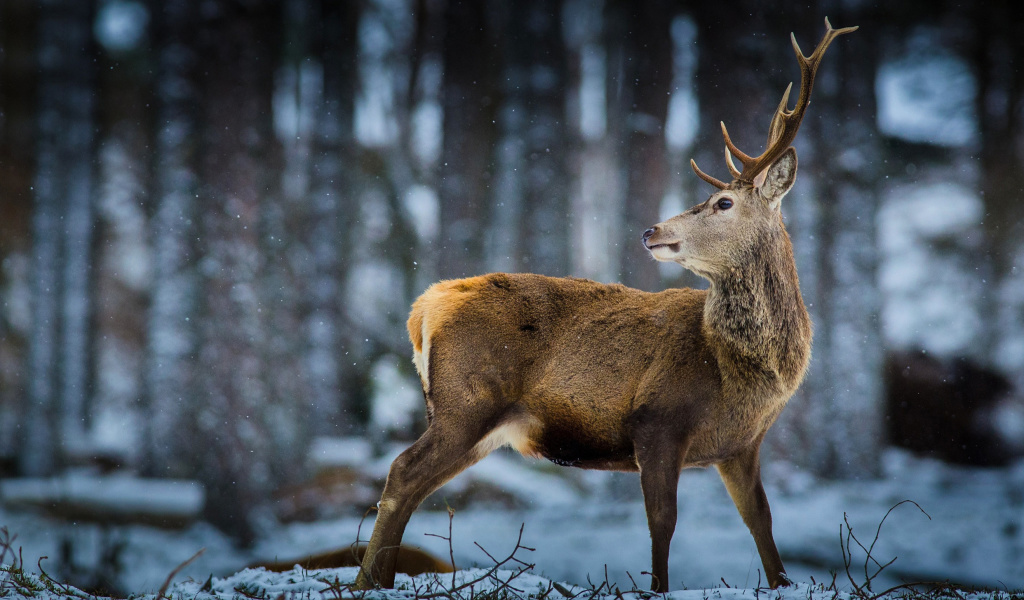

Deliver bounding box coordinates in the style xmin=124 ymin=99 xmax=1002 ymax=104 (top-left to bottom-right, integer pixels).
xmin=702 ymin=218 xmax=812 ymax=396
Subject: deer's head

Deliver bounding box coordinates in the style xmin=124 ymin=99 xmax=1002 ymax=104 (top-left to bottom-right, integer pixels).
xmin=643 ymin=18 xmax=856 ymax=280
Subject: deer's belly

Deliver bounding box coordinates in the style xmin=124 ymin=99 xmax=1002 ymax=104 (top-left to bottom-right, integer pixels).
xmin=532 ymin=420 xmax=636 ymax=470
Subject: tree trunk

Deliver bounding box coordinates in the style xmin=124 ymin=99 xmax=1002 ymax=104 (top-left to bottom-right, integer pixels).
xmin=0 ymin=0 xmax=37 ymax=462
xmin=22 ymin=0 xmax=97 ymax=475
xmin=144 ymin=0 xmax=200 ymax=477
xmin=768 ymin=6 xmax=885 ymax=478
xmin=490 ymin=0 xmax=569 ymax=276
xmin=973 ymin=0 xmax=1024 ymax=390
xmin=193 ymin=0 xmax=283 ymax=544
xmin=606 ymin=0 xmax=673 ymax=291
xmin=438 ymin=0 xmax=500 ymax=279
xmin=808 ymin=6 xmax=884 ymax=479
xmin=565 ymin=0 xmax=624 ymax=284
xmin=302 ymin=0 xmax=360 ymax=434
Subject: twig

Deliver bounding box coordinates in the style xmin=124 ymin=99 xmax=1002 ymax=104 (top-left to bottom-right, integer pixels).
xmin=584 ymin=571 xmax=607 ymax=600
xmin=866 ymin=580 xmax=966 ymax=600
xmin=353 ymin=505 xmax=377 ymax=588
xmin=0 ymin=528 xmax=17 ymax=597
xmin=625 ymin=571 xmax=642 ymax=593
xmin=840 ymin=500 xmax=933 ymax=599
xmin=447 ymin=506 xmax=457 ymax=589
xmin=425 ymin=503 xmax=459 ymax=590
xmin=156 ymin=548 xmax=206 ymax=600
xmin=0 ymin=527 xmax=16 ymax=566
xmin=35 ymin=554 xmax=99 ymax=600
xmin=414 ymin=523 xmax=535 ymax=600
xmin=866 ymin=500 xmax=930 ymax=583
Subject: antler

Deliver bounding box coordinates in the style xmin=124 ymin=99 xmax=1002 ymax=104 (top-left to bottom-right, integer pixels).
xmin=690 ymin=17 xmax=858 ymax=189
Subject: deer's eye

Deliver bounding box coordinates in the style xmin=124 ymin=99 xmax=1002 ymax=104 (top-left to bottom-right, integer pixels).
xmin=715 ymin=198 xmax=733 ymax=211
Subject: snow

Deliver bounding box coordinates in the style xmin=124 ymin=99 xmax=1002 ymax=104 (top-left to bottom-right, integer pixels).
xmin=665 ymin=16 xmax=698 ymax=152
xmin=0 ymin=472 xmax=205 ymax=520
xmin=369 ymin=356 xmax=426 ymax=436
xmin=877 ymin=179 xmax=986 ymax=358
xmin=403 ymin=185 xmax=441 ymax=243
xmin=579 ymin=44 xmax=607 ymax=141
xmin=995 ymin=248 xmax=1024 ymax=387
xmin=94 ymin=1 xmax=149 ymax=53
xmin=354 ymin=2 xmax=413 ymax=148
xmin=2 ymin=562 xmax=858 ymax=600
xmin=309 ymin=437 xmax=375 ymax=471
xmin=875 ymin=52 xmax=977 ymax=147
xmin=2 ymin=449 xmax=1023 ymax=599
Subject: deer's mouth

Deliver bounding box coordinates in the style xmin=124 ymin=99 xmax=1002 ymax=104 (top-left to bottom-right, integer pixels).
xmin=645 ymin=241 xmax=683 ymax=262
xmin=646 ymin=242 xmax=680 ymax=253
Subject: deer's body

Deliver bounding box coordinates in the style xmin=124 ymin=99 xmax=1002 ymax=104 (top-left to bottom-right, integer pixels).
xmin=410 ymin=265 xmax=808 ymax=473
xmin=354 ymin=18 xmax=854 ymax=593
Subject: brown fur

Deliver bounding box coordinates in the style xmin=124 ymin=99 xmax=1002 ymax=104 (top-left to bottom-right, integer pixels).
xmin=252 ymin=544 xmax=453 ymax=576
xmin=354 ymin=19 xmax=852 ymax=593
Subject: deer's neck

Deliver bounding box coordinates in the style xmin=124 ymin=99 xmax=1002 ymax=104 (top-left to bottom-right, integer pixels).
xmin=703 ymin=227 xmax=811 ymax=393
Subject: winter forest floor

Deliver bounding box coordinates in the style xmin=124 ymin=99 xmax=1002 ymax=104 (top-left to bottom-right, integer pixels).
xmin=2 ymin=449 xmax=1024 ymax=600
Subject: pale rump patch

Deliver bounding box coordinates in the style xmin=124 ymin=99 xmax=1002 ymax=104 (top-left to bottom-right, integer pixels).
xmin=409 ymin=279 xmax=480 ymax=394
xmin=473 ymin=415 xmax=543 ymax=460
xmin=412 ymin=316 xmax=431 ymax=392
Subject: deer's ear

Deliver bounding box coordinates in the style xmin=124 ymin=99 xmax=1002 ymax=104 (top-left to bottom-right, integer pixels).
xmin=759 ymin=147 xmax=798 ymax=210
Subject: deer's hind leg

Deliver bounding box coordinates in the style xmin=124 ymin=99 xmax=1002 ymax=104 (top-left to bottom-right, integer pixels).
xmin=354 ymin=381 xmax=507 ymax=589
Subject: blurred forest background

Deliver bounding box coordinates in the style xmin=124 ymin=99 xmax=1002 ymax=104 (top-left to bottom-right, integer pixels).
xmin=1 ymin=0 xmax=1023 ymax=546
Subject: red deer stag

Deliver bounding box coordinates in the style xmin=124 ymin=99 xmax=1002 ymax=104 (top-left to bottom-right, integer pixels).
xmin=354 ymin=18 xmax=856 ymax=592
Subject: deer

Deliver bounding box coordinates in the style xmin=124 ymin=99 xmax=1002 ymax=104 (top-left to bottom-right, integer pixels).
xmin=353 ymin=18 xmax=856 ymax=593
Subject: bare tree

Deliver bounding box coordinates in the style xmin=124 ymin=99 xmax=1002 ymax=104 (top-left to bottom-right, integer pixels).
xmin=491 ymin=0 xmax=569 ymax=276
xmin=438 ymin=0 xmax=500 ymax=279
xmin=192 ymin=0 xmax=284 ymax=544
xmin=796 ymin=7 xmax=885 ymax=478
xmin=21 ymin=0 xmax=97 ymax=475
xmin=144 ymin=0 xmax=200 ymax=477
xmin=303 ymin=0 xmax=361 ymax=433
xmin=972 ymin=0 xmax=1024 ymax=389
xmin=0 ymin=0 xmax=36 ymax=462
xmin=606 ymin=0 xmax=673 ymax=291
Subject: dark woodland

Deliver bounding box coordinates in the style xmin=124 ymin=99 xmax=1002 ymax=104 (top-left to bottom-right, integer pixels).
xmin=1 ymin=0 xmax=1023 ymax=548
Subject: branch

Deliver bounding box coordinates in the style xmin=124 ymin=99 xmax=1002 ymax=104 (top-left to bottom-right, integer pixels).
xmin=156 ymin=548 xmax=206 ymax=600
xmin=414 ymin=523 xmax=535 ymax=600
xmin=840 ymin=500 xmax=933 ymax=598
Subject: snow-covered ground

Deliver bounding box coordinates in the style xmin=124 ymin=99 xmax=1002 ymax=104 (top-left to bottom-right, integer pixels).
xmin=2 ymin=447 xmax=1023 ymax=599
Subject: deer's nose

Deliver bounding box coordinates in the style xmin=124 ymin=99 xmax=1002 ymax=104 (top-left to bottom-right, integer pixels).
xmin=642 ymin=227 xmax=657 ymax=244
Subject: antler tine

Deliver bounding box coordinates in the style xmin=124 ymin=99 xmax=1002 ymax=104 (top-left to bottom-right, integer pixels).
xmin=725 ymin=146 xmax=742 ymax=179
xmin=793 ymin=17 xmax=860 ymax=66
xmin=720 ymin=122 xmax=753 ymax=165
xmin=690 ymin=18 xmax=856 ymax=189
xmin=690 ymin=159 xmax=729 ymax=190
xmin=787 ymin=18 xmax=859 ymax=128
xmin=766 ymin=83 xmax=793 ymax=145
xmin=722 ymin=122 xmax=746 ymax=178
xmin=731 ymin=17 xmax=856 ymax=182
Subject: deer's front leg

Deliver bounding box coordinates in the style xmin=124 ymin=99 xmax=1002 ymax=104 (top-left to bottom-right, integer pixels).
xmin=716 ymin=444 xmax=788 ymax=588
xmin=635 ymin=437 xmax=685 ymax=593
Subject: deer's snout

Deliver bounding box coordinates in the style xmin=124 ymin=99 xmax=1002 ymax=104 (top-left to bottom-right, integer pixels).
xmin=642 ymin=227 xmax=658 ymax=248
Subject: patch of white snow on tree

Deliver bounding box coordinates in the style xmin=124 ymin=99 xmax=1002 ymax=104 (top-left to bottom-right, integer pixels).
xmin=875 ymin=32 xmax=977 ymax=147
